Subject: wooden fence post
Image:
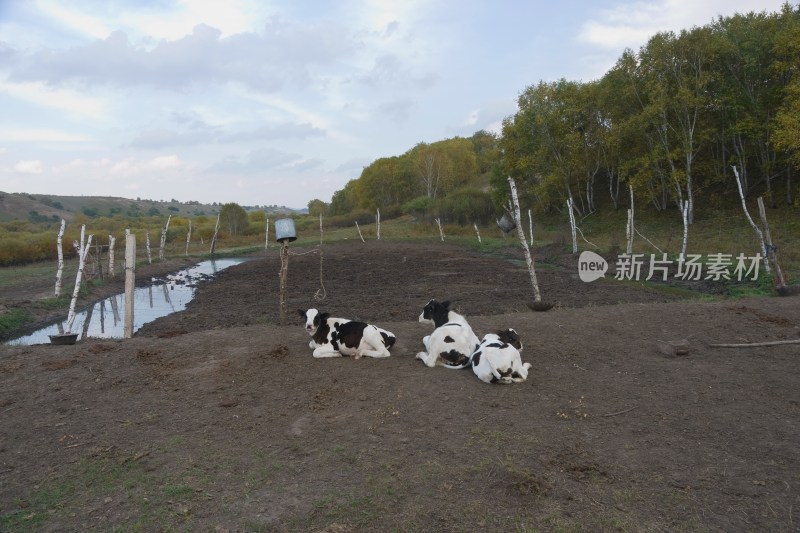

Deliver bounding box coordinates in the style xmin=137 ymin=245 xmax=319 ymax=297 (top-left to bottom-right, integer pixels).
xmin=124 ymin=233 xmax=136 ymax=339
xmin=279 ymin=240 xmax=289 ymax=325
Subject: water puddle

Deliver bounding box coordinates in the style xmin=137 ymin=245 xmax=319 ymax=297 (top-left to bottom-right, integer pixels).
xmin=6 ymin=258 xmax=246 ymax=346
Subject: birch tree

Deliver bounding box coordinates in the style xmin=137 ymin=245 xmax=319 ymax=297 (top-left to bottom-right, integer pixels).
xmin=55 ymin=219 xmax=66 ymax=297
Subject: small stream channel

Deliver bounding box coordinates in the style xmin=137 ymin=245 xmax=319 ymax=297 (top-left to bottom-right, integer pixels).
xmin=6 ymin=258 xmax=247 ymax=346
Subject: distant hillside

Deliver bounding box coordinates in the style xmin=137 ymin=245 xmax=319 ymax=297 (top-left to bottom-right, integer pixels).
xmin=0 ymin=191 xmax=305 ymax=223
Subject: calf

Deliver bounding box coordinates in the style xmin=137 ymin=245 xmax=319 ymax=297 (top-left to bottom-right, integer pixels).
xmin=298 ymin=308 xmax=394 ymax=359
xmin=416 ymin=299 xmax=480 ymax=368
xmin=471 ymin=329 xmax=531 ymax=384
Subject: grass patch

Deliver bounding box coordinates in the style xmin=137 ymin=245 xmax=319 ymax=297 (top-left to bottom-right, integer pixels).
xmin=0 ymin=454 xmax=212 ymax=533
xmin=0 ymin=308 xmax=32 ymax=338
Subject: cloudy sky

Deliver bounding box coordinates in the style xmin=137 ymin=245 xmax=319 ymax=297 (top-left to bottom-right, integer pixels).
xmin=0 ymin=0 xmax=787 ymax=209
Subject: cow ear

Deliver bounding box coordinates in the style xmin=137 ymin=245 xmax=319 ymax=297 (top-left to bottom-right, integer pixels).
xmin=297 ymin=309 xmax=306 ymax=318
xmin=441 ymin=300 xmax=450 ymax=309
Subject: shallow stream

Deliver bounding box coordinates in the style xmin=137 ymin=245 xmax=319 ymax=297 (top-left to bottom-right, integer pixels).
xmin=7 ymin=258 xmax=246 ymax=346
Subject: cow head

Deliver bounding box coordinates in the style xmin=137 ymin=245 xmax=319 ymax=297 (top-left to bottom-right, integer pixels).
xmin=418 ymin=299 xmax=451 ymax=328
xmin=298 ymin=308 xmax=327 ymax=336
xmin=496 ymin=328 xmax=523 ymax=351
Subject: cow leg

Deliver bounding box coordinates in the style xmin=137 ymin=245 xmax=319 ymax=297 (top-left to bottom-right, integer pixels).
xmin=360 ymin=328 xmax=391 ymax=358
xmin=415 ymin=351 xmax=438 ymax=367
xmin=312 ymin=347 xmax=341 ymax=358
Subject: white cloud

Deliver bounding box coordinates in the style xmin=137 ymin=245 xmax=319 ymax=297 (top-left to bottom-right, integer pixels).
xmin=579 ymin=0 xmax=787 ymax=50
xmin=0 ymin=127 xmax=92 ymax=142
xmin=0 ymin=79 xmax=108 ymax=120
xmin=14 ymin=159 xmax=44 ymax=174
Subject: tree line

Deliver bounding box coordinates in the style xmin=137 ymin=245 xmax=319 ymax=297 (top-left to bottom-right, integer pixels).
xmin=314 ymin=5 xmax=800 ymax=224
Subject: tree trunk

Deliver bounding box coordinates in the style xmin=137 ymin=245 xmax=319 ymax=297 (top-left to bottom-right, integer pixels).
xmin=159 ymin=215 xmax=171 ymax=260
xmin=186 ymin=220 xmax=192 ymax=256
xmin=108 ymin=235 xmax=116 ymax=278
xmin=66 ymin=229 xmax=93 ymax=333
xmin=733 ymin=166 xmax=771 ymax=274
xmin=55 ymin=219 xmax=66 ymax=297
xmin=508 ymin=177 xmax=542 ymax=302
xmin=567 ymin=198 xmax=578 ymax=254
xmin=210 ymin=214 xmax=220 ymax=254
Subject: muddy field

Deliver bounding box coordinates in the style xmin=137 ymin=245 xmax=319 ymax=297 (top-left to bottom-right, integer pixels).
xmin=1 ymin=239 xmax=799 ymax=532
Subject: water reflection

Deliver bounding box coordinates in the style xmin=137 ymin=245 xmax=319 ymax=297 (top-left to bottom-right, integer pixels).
xmin=7 ymin=258 xmax=245 ymax=346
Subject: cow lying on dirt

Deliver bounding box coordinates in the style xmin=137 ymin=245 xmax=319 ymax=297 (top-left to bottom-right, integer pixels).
xmin=298 ymin=308 xmax=395 ymax=359
xmin=416 ymin=299 xmax=480 ymax=368
xmin=471 ymin=329 xmax=531 ymax=384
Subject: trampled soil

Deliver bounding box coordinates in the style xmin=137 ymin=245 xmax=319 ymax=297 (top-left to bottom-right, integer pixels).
xmin=1 ymin=239 xmax=799 ymax=532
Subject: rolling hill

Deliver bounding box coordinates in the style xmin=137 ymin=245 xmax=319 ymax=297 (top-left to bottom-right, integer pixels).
xmin=0 ymin=191 xmax=304 ymax=223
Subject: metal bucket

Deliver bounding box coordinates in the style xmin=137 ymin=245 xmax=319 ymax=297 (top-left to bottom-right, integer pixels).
xmin=497 ymin=213 xmax=516 ymax=233
xmin=275 ymin=218 xmax=297 ymax=242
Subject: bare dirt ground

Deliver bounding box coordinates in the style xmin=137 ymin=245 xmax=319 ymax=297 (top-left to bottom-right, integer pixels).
xmin=1 ymin=239 xmax=799 ymax=532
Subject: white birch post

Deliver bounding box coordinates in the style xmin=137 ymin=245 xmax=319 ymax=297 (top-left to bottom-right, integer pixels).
xmin=528 ymin=209 xmax=534 ymax=246
xmin=567 ymin=198 xmax=578 ymax=254
xmin=355 ymin=221 xmax=365 ymax=243
xmin=757 ymin=196 xmax=786 ymax=288
xmin=210 ymin=214 xmax=220 ymax=254
xmin=55 ymin=219 xmax=66 ymax=297
xmin=124 ymin=233 xmax=136 ymax=339
xmin=376 ymin=209 xmax=381 ymax=240
xmin=145 ymin=231 xmax=152 ymax=264
xmin=626 ymin=210 xmax=633 ymax=255
xmin=627 ymin=185 xmax=635 ymax=255
xmin=733 ymin=165 xmax=770 ymax=273
xmin=680 ymin=200 xmax=689 ymax=261
xmin=66 ymin=230 xmax=93 ymax=334
xmin=159 ymin=215 xmax=171 ymax=261
xmin=108 ymin=235 xmax=116 ymax=278
xmin=185 ymin=220 xmax=192 ymax=256
xmin=508 ymin=177 xmax=542 ymax=302
xmin=434 ymin=218 xmax=445 ymax=241
xmin=473 ymin=223 xmax=482 ymax=244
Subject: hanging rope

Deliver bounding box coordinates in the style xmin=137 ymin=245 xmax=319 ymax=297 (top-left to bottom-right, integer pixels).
xmin=287 ymin=247 xmax=327 ymax=301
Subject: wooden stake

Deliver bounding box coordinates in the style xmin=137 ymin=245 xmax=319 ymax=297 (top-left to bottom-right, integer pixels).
xmin=680 ymin=200 xmax=689 ymax=261
xmin=473 ymin=222 xmax=482 ymax=244
xmin=145 ymin=231 xmax=152 ymax=264
xmin=185 ymin=220 xmax=192 ymax=256
xmin=356 ymin=221 xmax=365 ymax=243
xmin=108 ymin=234 xmax=116 ymax=278
xmin=376 ymin=209 xmax=381 ymax=240
xmin=733 ymin=165 xmax=770 ymax=273
xmin=756 ymin=196 xmax=787 ymax=289
xmin=508 ymin=177 xmax=542 ymax=302
xmin=159 ymin=215 xmax=171 ymax=260
xmin=124 ymin=233 xmax=136 ymax=339
xmin=279 ymin=240 xmax=289 ymax=325
xmin=627 ymin=185 xmax=634 ymax=255
xmin=66 ymin=228 xmax=93 ymax=333
xmin=264 ymin=219 xmax=269 ymax=253
xmin=55 ymin=219 xmax=66 ymax=297
xmin=567 ymin=198 xmax=578 ymax=254
xmin=710 ymin=339 xmax=800 ymax=348
xmin=434 ymin=218 xmax=444 ymax=241
xmin=528 ymin=209 xmax=534 ymax=246
xmin=210 ymin=213 xmax=220 ymax=254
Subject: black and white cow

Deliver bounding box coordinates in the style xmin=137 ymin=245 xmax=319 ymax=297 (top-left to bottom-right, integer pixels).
xmin=298 ymin=308 xmax=395 ymax=359
xmin=471 ymin=329 xmax=531 ymax=384
xmin=416 ymin=299 xmax=480 ymax=368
